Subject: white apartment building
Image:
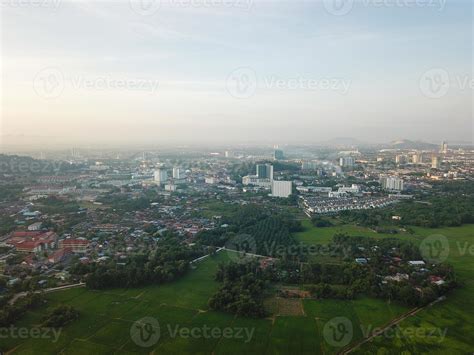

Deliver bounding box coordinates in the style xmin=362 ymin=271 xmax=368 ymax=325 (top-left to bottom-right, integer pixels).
xmin=172 ymin=167 xmax=182 ymax=179
xmin=380 ymin=176 xmax=404 ymax=191
xmin=154 ymin=169 xmax=168 ymax=184
xmin=271 ymin=180 xmax=292 ymax=198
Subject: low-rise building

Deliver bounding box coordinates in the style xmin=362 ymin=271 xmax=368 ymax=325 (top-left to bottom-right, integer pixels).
xmin=7 ymin=231 xmax=57 ymax=253
xmin=271 ymin=180 xmax=292 ymax=198
xmin=59 ymin=238 xmax=89 ymax=253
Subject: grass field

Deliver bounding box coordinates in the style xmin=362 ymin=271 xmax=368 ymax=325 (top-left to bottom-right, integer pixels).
xmin=3 ymin=223 xmax=473 ymax=354
xmin=294 ymin=219 xmax=417 ymax=246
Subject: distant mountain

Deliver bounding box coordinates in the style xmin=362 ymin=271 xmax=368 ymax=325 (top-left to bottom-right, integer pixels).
xmin=324 ymin=137 xmax=364 ymax=147
xmin=389 ymin=139 xmax=438 ymax=150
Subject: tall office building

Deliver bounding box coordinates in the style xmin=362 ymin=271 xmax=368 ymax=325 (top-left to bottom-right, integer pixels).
xmin=412 ymin=153 xmax=423 ymax=164
xmin=440 ymin=141 xmax=448 ymax=154
xmin=431 ymin=155 xmax=441 ymax=169
xmin=172 ymin=167 xmax=182 ymax=179
xmin=395 ymin=155 xmax=406 ymax=164
xmin=271 ymin=180 xmax=292 ymax=198
xmin=339 ymin=156 xmax=355 ymax=167
xmin=256 ymin=164 xmax=273 ymax=180
xmin=154 ymin=168 xmax=168 ymax=184
xmin=256 ymin=164 xmax=266 ymax=178
xmin=70 ymin=148 xmax=79 ymax=158
xmin=274 ymin=149 xmax=284 ymax=160
xmin=301 ymin=161 xmax=318 ymax=170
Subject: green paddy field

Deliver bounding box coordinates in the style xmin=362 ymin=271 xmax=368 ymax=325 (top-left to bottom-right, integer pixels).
xmin=2 ymin=222 xmax=473 ymax=354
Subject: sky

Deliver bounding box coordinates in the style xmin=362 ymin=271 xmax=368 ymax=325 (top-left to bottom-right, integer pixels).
xmin=0 ymin=0 xmax=472 ymax=147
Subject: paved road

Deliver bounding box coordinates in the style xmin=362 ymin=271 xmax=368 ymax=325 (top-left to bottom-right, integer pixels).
xmin=8 ymin=283 xmax=86 ymax=305
xmin=190 ymin=247 xmax=224 ymax=264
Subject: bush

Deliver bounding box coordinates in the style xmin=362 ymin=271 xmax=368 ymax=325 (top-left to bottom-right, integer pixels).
xmin=42 ymin=305 xmax=79 ymax=327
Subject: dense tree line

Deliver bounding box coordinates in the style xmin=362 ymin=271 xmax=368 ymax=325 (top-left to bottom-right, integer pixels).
xmin=36 ymin=196 xmax=81 ymax=215
xmin=0 ymin=293 xmax=44 ymax=327
xmin=331 ymin=234 xmax=423 ymax=261
xmin=310 ymin=216 xmax=334 ymax=227
xmin=0 ymin=184 xmax=23 ymax=202
xmin=306 ymin=283 xmax=355 ymax=300
xmin=197 ymin=205 xmax=302 ymax=259
xmin=42 ymin=305 xmax=79 ymax=327
xmin=257 ymin=161 xmax=301 ymax=172
xmin=263 ymin=259 xmax=373 ymax=287
xmin=72 ymin=237 xmax=203 ymax=289
xmin=0 ymin=155 xmax=66 ymax=176
xmin=0 ymin=215 xmax=16 ymax=236
xmin=209 ymin=261 xmax=267 ymax=318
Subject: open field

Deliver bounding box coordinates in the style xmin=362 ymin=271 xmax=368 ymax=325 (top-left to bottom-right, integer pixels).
xmin=294 ymin=219 xmax=417 ymax=246
xmin=2 ymin=223 xmax=473 ymax=354
xmin=264 ymin=297 xmax=305 ymax=316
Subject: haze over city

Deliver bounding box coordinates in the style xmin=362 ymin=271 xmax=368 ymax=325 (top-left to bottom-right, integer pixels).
xmin=1 ymin=0 xmax=472 ymax=147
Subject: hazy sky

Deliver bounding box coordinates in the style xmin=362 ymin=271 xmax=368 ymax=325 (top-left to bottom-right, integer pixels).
xmin=1 ymin=0 xmax=472 ymax=146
